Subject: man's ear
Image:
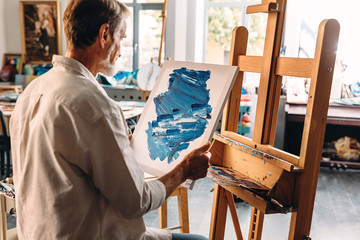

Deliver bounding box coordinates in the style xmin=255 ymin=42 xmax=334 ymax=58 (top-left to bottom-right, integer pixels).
xmin=98 ymin=23 xmax=110 ymax=49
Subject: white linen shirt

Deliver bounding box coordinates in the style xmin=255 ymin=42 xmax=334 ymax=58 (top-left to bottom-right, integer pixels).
xmin=10 ymin=55 xmax=171 ymax=240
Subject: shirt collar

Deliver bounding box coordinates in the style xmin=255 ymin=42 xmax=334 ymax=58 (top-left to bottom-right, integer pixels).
xmin=52 ymin=55 xmax=98 ymax=84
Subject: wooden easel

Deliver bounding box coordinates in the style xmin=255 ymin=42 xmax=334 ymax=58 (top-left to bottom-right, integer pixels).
xmin=158 ymin=0 xmax=168 ymax=67
xmin=209 ymin=0 xmax=340 ymax=239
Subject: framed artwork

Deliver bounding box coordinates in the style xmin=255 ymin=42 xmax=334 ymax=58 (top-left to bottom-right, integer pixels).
xmin=131 ymin=60 xmax=238 ymax=187
xmin=2 ymin=54 xmax=23 ymax=74
xmin=0 ymin=54 xmax=23 ymax=82
xmin=19 ymin=1 xmax=61 ymax=64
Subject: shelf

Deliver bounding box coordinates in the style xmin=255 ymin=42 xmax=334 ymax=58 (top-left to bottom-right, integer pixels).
xmin=321 ymin=160 xmax=360 ymax=170
xmin=285 ymin=103 xmax=360 ymax=126
xmin=285 ymin=102 xmax=360 ymax=170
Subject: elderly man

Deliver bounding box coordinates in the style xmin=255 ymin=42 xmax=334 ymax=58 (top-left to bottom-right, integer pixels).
xmin=10 ymin=0 xmax=210 ymax=239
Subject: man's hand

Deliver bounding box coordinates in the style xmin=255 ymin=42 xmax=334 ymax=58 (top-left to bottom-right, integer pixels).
xmin=181 ymin=142 xmax=211 ymax=181
xmin=158 ymin=142 xmax=211 ymax=198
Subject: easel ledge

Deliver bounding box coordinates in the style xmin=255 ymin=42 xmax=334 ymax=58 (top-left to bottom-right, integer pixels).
xmin=212 ymin=132 xmax=301 ymax=172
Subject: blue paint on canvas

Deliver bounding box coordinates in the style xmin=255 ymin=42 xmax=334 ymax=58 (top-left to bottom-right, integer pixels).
xmin=146 ymin=67 xmax=213 ymax=164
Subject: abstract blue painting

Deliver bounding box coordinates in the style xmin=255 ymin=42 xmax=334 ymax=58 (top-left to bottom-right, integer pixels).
xmin=131 ymin=60 xmax=238 ymax=182
xmin=145 ymin=67 xmax=213 ymax=164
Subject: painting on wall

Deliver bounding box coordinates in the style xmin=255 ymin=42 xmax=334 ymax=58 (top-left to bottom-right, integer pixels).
xmin=0 ymin=54 xmax=22 ymax=82
xmin=131 ymin=61 xmax=238 ymax=187
xmin=19 ymin=1 xmax=61 ymax=64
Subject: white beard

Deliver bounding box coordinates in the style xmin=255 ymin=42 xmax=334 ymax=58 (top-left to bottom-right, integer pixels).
xmin=101 ymin=57 xmax=122 ymax=77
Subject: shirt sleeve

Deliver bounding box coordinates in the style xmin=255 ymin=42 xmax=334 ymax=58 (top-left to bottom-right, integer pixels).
xmin=55 ymin=103 xmax=167 ymax=219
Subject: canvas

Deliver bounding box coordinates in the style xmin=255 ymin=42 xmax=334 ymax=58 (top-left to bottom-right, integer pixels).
xmin=131 ymin=60 xmax=238 ymax=187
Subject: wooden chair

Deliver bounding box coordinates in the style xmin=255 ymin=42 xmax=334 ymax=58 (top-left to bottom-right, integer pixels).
xmin=159 ymin=187 xmax=189 ymax=233
xmin=209 ymin=0 xmax=340 ymax=239
xmin=144 ymin=174 xmax=189 ymax=233
xmin=0 ymin=194 xmax=17 ymax=240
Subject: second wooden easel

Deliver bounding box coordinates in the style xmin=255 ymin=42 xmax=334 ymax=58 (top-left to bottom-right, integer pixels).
xmin=209 ymin=0 xmax=340 ymax=239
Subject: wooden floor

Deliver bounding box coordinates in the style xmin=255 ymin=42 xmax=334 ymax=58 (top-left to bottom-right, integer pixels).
xmin=6 ymin=167 xmax=360 ymax=239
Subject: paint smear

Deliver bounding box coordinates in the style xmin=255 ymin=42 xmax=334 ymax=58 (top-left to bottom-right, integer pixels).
xmin=146 ymin=67 xmax=213 ymax=163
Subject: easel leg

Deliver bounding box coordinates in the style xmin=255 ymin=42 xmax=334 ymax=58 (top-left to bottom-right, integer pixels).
xmin=225 ymin=191 xmax=243 ymax=240
xmin=209 ymin=184 xmax=228 ymax=240
xmin=177 ymin=187 xmax=189 ymax=233
xmin=289 ymin=210 xmax=312 ymax=240
xmin=141 ymin=90 xmax=148 ymax=102
xmin=248 ymin=207 xmax=264 ymax=240
xmin=159 ymin=199 xmax=168 ymax=229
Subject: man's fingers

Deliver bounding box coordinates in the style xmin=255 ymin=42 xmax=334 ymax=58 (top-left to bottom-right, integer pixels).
xmin=195 ymin=141 xmax=211 ymax=154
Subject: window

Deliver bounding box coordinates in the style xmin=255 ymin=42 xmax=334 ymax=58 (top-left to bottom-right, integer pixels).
xmin=203 ymin=0 xmax=266 ymax=90
xmin=120 ymin=0 xmax=164 ymax=71
xmin=204 ymin=0 xmax=265 ymax=65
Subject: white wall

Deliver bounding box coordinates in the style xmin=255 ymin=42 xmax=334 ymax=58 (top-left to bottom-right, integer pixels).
xmin=166 ymin=0 xmax=187 ymax=61
xmin=0 ymin=0 xmax=6 ymax=67
xmin=166 ymin=0 xmax=205 ymax=63
xmin=4 ymin=0 xmax=23 ymax=55
xmin=186 ymin=0 xmax=205 ymax=63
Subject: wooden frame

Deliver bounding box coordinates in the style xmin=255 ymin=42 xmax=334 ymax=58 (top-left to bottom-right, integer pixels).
xmin=209 ymin=0 xmax=340 ymax=239
xmin=19 ymin=1 xmax=61 ymax=64
xmin=2 ymin=54 xmax=22 ymax=75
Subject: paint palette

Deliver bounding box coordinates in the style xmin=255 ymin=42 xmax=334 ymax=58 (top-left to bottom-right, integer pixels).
xmin=131 ymin=60 xmax=238 ymax=188
xmin=207 ymin=165 xmax=269 ymax=193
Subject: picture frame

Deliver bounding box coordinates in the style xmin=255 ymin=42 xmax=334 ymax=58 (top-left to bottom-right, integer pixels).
xmin=19 ymin=1 xmax=61 ymax=64
xmin=2 ymin=54 xmax=23 ymax=75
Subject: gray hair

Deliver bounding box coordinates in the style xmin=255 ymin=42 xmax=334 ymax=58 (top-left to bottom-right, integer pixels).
xmin=63 ymin=0 xmax=130 ymax=49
